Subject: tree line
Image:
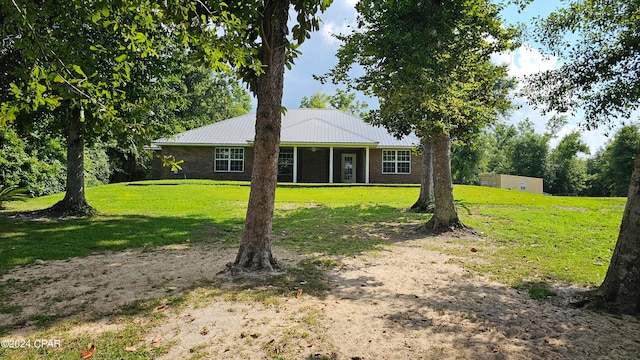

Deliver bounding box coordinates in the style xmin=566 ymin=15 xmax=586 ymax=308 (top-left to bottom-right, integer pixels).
xmin=452 ymin=121 xmax=640 ymax=197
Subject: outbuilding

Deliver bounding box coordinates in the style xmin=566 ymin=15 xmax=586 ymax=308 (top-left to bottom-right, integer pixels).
xmin=480 ymin=174 xmax=544 ymax=194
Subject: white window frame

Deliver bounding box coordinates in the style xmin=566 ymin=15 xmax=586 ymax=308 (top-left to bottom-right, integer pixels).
xmin=382 ymin=149 xmax=411 ymax=174
xmin=214 ymin=147 xmax=244 ymax=173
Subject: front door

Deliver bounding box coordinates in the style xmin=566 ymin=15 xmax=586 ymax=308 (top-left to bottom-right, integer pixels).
xmin=341 ymin=153 xmax=356 ymax=183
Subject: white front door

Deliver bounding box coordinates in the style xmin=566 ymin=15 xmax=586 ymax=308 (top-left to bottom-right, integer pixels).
xmin=341 ymin=153 xmax=356 ymax=183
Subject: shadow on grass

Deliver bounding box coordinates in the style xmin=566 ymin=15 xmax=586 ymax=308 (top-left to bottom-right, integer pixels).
xmin=272 ymin=203 xmax=428 ymax=256
xmin=0 ymin=213 xmax=245 ymax=274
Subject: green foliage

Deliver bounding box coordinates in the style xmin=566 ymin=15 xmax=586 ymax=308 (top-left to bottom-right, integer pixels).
xmin=480 ymin=120 xmax=550 ymax=180
xmin=300 ymin=93 xmax=330 ymax=109
xmin=586 ymin=124 xmax=640 ymax=196
xmin=84 ymin=143 xmax=111 ymax=187
xmin=546 ymin=131 xmax=589 ymax=195
xmin=321 ymin=0 xmax=519 ymax=140
xmin=525 ymin=0 xmax=640 ymax=128
xmin=300 ymin=89 xmax=368 ymax=117
xmin=508 ymin=120 xmax=549 ymax=178
xmin=451 ymin=133 xmax=493 ymax=185
xmin=0 ymin=185 xmax=29 ymax=209
xmin=0 ymin=126 xmax=66 ymax=196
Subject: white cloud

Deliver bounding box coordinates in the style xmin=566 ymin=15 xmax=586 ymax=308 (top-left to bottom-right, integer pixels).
xmin=318 ymin=0 xmax=358 ymax=47
xmin=344 ymin=0 xmax=359 ymax=7
xmin=320 ymin=20 xmax=354 ymax=47
xmin=493 ymin=45 xmax=558 ymax=79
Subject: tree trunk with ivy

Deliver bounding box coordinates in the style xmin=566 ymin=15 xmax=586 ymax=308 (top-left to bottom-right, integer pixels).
xmin=233 ymin=0 xmax=288 ymax=272
xmin=423 ymin=132 xmax=464 ymax=232
xmin=411 ymin=138 xmax=434 ymax=212
xmin=50 ymin=105 xmax=95 ymax=216
xmin=597 ymin=146 xmax=640 ymax=314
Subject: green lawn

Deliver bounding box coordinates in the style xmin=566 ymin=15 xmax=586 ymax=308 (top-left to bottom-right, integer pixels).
xmin=0 ymin=180 xmax=626 ymax=287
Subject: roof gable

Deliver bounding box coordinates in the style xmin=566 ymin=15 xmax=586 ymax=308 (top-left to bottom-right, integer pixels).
xmin=153 ymin=109 xmax=418 ymax=148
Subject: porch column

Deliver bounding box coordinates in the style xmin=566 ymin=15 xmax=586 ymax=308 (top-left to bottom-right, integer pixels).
xmin=329 ymin=146 xmax=334 ymax=183
xmin=365 ymin=146 xmax=370 ymax=184
xmin=293 ymin=145 xmax=298 ymax=183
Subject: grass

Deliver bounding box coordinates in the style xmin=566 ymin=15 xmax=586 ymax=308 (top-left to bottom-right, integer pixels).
xmin=0 ymin=180 xmax=625 ymax=286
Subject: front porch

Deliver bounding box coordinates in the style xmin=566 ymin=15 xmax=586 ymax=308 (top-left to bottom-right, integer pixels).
xmin=277 ymin=146 xmax=371 ymax=184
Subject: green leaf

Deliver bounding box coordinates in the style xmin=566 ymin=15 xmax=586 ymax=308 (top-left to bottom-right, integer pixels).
xmin=72 ymin=65 xmax=86 ymax=77
xmin=53 ymin=74 xmax=65 ymax=83
xmin=115 ymin=54 xmax=128 ymax=62
xmin=9 ymin=83 xmax=23 ymax=97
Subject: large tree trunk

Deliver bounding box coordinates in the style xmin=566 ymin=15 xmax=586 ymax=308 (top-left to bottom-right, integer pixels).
xmin=597 ymin=146 xmax=640 ymax=314
xmin=411 ymin=138 xmax=434 ymax=212
xmin=233 ymin=0 xmax=288 ymax=272
xmin=423 ymin=132 xmax=464 ymax=232
xmin=50 ymin=105 xmax=95 ymax=216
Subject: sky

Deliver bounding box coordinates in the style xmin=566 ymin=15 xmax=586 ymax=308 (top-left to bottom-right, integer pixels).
xmin=267 ymin=0 xmax=626 ymax=154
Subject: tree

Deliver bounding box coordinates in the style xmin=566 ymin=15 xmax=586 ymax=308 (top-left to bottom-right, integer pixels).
xmin=526 ymin=0 xmax=640 ymax=314
xmin=484 ymin=123 xmax=518 ymax=175
xmin=300 ymin=89 xmax=368 ymax=117
xmin=231 ymin=0 xmax=332 ymax=272
xmin=300 ymin=93 xmax=331 ymax=109
xmin=509 ymin=120 xmax=549 ymax=179
xmin=545 ymin=131 xmax=589 ymax=195
xmin=111 ymin=60 xmax=251 ymax=183
xmin=599 ymin=125 xmax=640 ymax=197
xmin=451 ymin=133 xmax=493 ymax=185
xmin=322 ymin=0 xmax=518 ymax=230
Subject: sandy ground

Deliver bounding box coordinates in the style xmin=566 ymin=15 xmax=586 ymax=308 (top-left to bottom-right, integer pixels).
xmin=2 ymin=233 xmax=640 ymax=359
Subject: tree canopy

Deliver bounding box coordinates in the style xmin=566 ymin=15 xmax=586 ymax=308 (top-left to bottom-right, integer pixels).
xmin=300 ymin=89 xmax=368 ymax=117
xmin=525 ymin=0 xmax=640 ymax=129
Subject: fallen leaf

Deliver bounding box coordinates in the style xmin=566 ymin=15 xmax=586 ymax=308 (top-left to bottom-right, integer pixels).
xmin=151 ymin=334 xmax=163 ymax=344
xmin=80 ymin=344 xmax=95 ymax=359
xmin=124 ymin=346 xmax=137 ymax=352
xmin=155 ymin=304 xmax=170 ymax=312
xmin=470 ymin=248 xmax=478 ymax=253
xmin=296 ymin=289 xmax=303 ymax=299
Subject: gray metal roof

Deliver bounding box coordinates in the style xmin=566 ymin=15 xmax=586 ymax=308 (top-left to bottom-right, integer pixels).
xmin=153 ymin=109 xmax=419 ymax=148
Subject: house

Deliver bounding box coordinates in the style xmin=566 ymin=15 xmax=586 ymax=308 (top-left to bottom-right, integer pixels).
xmin=479 ymin=174 xmax=544 ymax=195
xmin=151 ymin=109 xmax=421 ymax=184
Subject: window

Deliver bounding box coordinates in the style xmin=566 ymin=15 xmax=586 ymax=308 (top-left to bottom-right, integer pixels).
xmin=382 ymin=150 xmax=411 ymax=174
xmin=278 ymin=149 xmax=294 ymax=176
xmin=215 ymin=147 xmax=244 ymax=172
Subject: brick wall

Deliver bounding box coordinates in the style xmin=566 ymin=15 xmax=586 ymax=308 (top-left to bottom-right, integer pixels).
xmin=156 ymin=146 xmax=253 ymax=181
xmin=369 ymin=149 xmax=421 ymax=184
xmin=154 ymin=145 xmax=421 ymax=184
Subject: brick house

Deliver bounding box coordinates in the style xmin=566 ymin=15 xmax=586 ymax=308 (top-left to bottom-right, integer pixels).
xmin=151 ymin=109 xmax=421 ymax=184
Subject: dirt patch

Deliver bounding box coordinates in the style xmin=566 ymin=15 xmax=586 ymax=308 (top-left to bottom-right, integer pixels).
xmin=2 ymin=235 xmax=640 ymax=359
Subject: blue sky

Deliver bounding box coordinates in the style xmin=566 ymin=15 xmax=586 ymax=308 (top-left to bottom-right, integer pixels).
xmin=269 ymin=0 xmax=621 ymax=154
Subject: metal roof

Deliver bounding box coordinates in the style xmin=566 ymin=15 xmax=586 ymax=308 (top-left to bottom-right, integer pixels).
xmin=153 ymin=109 xmax=419 ymax=148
